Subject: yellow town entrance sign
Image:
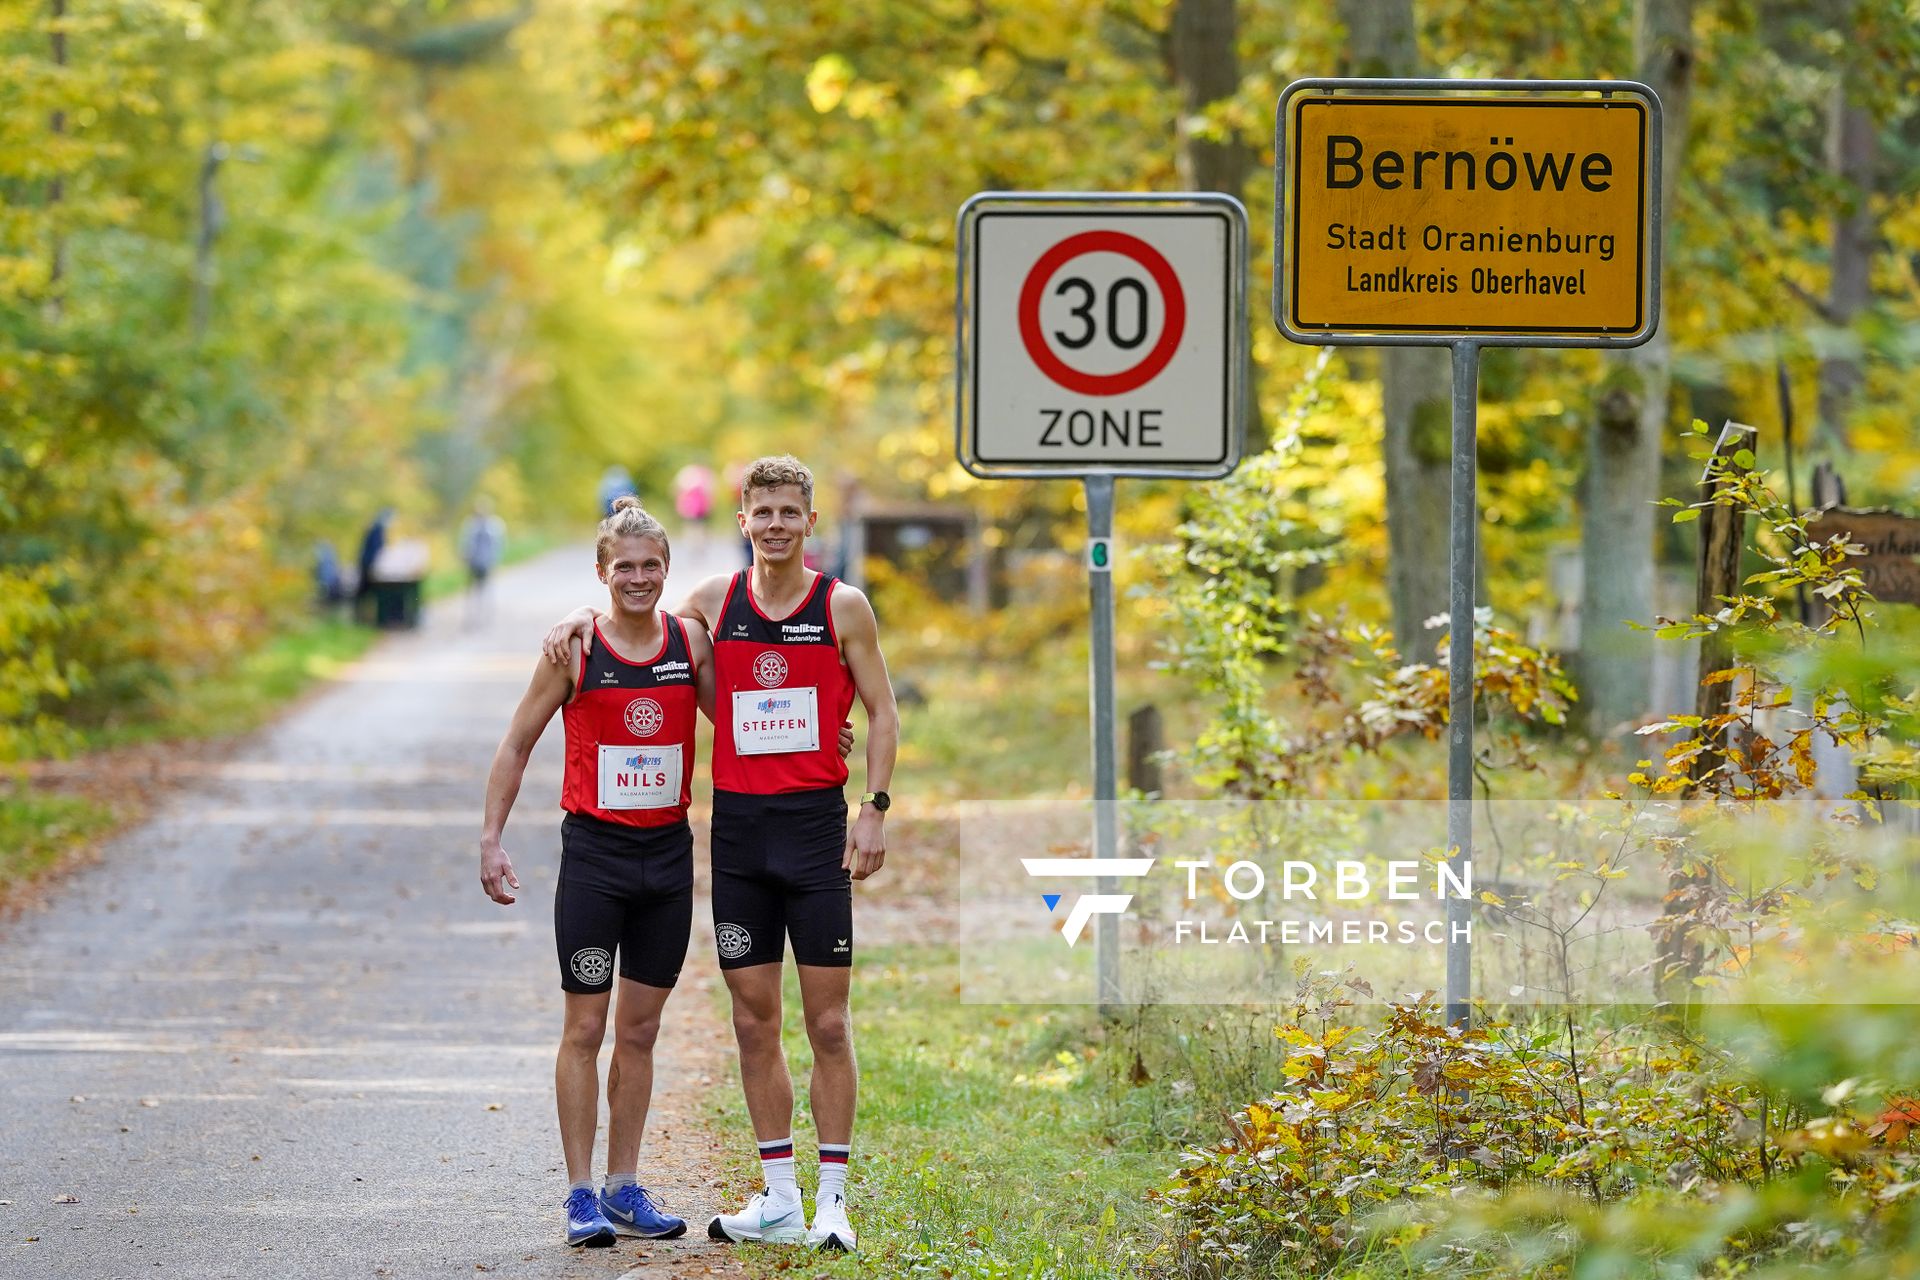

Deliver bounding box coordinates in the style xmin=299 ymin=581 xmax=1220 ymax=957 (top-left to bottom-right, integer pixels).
xmin=1279 ymin=88 xmax=1657 ymax=343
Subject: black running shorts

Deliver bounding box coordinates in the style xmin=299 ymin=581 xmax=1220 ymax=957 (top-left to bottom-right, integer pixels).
xmin=709 ymin=787 xmax=852 ymax=969
xmin=554 ymin=812 xmax=693 ymax=992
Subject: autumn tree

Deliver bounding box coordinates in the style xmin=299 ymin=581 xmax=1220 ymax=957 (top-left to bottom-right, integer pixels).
xmin=1576 ymin=0 xmax=1695 ymax=736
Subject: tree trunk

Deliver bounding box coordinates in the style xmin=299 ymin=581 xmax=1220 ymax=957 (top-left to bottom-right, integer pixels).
xmin=1168 ymin=0 xmax=1246 ymax=196
xmin=1167 ymin=0 xmax=1262 ymax=446
xmin=1383 ymin=346 xmax=1454 ymax=658
xmin=1578 ymin=0 xmax=1694 ymax=736
xmin=1817 ymin=86 xmax=1875 ymax=454
xmin=49 ymin=0 xmax=67 ymax=299
xmin=1337 ymin=0 xmax=1451 ymax=661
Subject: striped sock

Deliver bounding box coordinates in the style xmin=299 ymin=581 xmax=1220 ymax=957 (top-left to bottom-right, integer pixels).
xmin=758 ymin=1136 xmax=798 ymax=1202
xmin=817 ymin=1143 xmax=850 ymax=1204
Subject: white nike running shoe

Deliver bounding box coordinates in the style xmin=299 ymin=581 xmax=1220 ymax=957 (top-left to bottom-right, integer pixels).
xmin=707 ymin=1189 xmax=806 ymax=1245
xmin=807 ymin=1192 xmax=857 ymax=1253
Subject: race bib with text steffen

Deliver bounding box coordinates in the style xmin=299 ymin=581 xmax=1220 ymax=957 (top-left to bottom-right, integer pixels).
xmin=596 ymin=743 xmax=683 ymax=809
xmin=731 ymin=687 xmax=819 ymax=755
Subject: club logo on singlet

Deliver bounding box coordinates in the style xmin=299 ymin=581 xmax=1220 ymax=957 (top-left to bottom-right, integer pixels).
xmin=624 ymin=697 xmax=664 ymax=737
xmin=715 ymin=923 xmax=752 ymax=960
xmin=752 ymin=651 xmax=788 ymax=688
xmin=570 ymin=947 xmax=613 ymax=985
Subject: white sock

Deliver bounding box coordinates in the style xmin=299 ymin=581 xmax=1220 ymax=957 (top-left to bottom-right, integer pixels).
xmin=757 ymin=1136 xmax=798 ymax=1202
xmin=605 ymin=1172 xmax=636 ymax=1192
xmin=817 ymin=1143 xmax=850 ymax=1204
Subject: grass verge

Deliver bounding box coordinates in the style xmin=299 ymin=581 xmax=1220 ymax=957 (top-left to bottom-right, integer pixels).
xmin=709 ymin=945 xmax=1282 ymax=1280
xmin=86 ymin=614 xmax=380 ymax=751
xmin=3 ymin=613 xmax=381 ymax=910
xmin=0 ymin=786 xmax=122 ymax=893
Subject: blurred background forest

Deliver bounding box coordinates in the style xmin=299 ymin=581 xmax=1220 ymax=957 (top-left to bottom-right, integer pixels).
xmin=4 ymin=0 xmax=1917 ymax=761
xmin=6 ymin=4 xmax=1920 ymax=1278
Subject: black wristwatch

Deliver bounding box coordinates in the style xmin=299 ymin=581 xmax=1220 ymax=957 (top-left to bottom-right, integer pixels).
xmin=859 ymin=790 xmax=891 ymax=813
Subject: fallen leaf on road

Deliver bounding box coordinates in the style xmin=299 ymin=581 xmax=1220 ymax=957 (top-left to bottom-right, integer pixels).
xmin=139 ymin=1098 xmax=159 ymax=1108
xmin=52 ymin=1195 xmax=78 ymax=1204
xmin=484 ymin=1102 xmax=504 ymax=1111
xmin=69 ymin=1095 xmax=85 ymax=1103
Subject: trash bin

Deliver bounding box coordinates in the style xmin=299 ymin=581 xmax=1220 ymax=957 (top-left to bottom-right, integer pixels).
xmin=370 ymin=578 xmax=423 ymax=628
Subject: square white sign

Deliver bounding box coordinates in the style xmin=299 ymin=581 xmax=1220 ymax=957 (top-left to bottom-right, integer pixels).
xmin=961 ymin=198 xmax=1244 ymax=475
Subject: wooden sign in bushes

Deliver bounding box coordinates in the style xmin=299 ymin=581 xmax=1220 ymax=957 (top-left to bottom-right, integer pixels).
xmin=1804 ymin=508 xmax=1920 ymax=606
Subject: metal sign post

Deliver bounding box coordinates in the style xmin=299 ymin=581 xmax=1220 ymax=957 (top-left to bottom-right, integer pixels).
xmin=1446 ymin=341 xmax=1479 ymax=1028
xmin=957 ymin=192 xmax=1249 ymax=1007
xmin=1275 ymin=79 xmax=1664 ymax=1026
xmin=1084 ymin=473 xmax=1120 ymax=1007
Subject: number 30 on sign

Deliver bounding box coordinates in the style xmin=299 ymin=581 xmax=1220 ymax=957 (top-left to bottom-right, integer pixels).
xmin=956 ymin=193 xmax=1248 ymax=479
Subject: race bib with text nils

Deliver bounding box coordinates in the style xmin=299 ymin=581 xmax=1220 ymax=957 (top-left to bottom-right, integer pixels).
xmin=596 ymin=743 xmax=683 ymax=809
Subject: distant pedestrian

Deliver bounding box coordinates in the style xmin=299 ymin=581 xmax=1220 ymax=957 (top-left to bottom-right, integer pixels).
xmin=673 ymin=464 xmax=714 ymax=525
xmin=354 ymin=508 xmax=393 ymax=624
xmin=460 ymin=499 xmax=507 ymax=627
xmin=599 ymin=466 xmax=637 ymax=518
xmin=313 ymin=540 xmax=346 ymax=607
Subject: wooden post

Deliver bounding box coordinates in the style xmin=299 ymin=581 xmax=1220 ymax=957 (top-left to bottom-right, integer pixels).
xmin=1689 ymin=421 xmax=1755 ymax=785
xmin=1659 ymin=422 xmax=1754 ymax=1014
xmin=1809 ymin=461 xmax=1847 ymax=512
xmin=1126 ymin=704 xmax=1163 ymax=797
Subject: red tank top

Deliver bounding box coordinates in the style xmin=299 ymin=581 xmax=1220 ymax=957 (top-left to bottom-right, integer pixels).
xmin=710 ymin=570 xmax=857 ymax=795
xmin=561 ymin=615 xmax=699 ymax=827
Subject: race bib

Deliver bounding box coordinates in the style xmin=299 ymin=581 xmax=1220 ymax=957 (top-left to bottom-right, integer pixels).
xmin=731 ymin=686 xmax=820 ymax=755
xmin=596 ymin=743 xmax=683 ymax=810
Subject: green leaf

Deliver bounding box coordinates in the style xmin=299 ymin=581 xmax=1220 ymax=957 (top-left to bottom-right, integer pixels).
xmin=1672 ymin=508 xmax=1701 ymax=523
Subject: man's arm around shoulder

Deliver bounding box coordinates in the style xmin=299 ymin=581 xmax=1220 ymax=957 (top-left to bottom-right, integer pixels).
xmin=675 ymin=572 xmax=733 ymax=633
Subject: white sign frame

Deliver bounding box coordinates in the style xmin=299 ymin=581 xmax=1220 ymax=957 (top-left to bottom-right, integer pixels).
xmin=955 ymin=192 xmax=1248 ymax=480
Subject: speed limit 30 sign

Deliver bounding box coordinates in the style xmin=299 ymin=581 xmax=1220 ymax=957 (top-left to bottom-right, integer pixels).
xmin=956 ymin=193 xmax=1248 ymax=478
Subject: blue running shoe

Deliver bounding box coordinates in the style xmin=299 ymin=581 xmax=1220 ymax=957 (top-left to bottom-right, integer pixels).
xmin=565 ymin=1186 xmax=616 ymax=1248
xmin=600 ymin=1182 xmax=687 ymax=1239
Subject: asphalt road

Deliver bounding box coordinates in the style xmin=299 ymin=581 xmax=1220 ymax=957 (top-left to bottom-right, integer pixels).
xmin=1 ymin=536 xmax=757 ymax=1280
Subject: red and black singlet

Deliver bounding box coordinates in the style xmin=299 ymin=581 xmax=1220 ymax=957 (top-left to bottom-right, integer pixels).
xmin=710 ymin=570 xmax=857 ymax=795
xmin=561 ymin=615 xmax=699 ymax=827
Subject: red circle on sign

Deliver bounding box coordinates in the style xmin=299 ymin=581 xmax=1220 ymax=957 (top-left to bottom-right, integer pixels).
xmin=1017 ymin=231 xmax=1187 ymax=397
